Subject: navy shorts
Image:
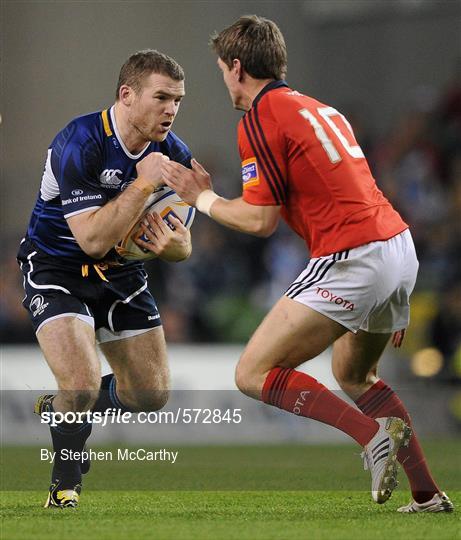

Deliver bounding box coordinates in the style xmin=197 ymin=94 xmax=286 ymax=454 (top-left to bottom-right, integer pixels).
xmin=17 ymin=238 xmax=162 ymax=343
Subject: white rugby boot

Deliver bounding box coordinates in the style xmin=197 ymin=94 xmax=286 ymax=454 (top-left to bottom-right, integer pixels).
xmin=397 ymin=492 xmax=454 ymax=513
xmin=362 ymin=417 xmax=412 ymax=504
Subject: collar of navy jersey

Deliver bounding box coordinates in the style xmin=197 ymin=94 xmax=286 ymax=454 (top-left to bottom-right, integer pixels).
xmin=251 ymin=80 xmax=289 ymax=108
xmin=106 ymin=106 xmax=151 ymax=160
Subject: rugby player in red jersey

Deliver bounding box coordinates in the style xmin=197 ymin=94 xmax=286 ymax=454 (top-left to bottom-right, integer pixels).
xmin=161 ymin=16 xmax=453 ymax=511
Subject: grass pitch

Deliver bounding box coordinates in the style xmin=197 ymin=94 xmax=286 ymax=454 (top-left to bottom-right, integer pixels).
xmin=1 ymin=441 xmax=459 ymax=539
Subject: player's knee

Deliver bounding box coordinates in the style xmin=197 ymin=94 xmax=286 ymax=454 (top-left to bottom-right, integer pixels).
xmin=129 ymin=389 xmax=170 ymax=412
xmin=234 ymin=361 xmax=257 ymax=397
xmin=235 ymin=349 xmax=274 ymax=399
xmin=234 ymin=363 xmax=248 ymax=395
xmin=145 ymin=389 xmax=170 ymax=412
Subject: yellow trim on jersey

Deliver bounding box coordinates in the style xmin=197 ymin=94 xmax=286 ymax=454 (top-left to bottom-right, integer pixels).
xmin=101 ymin=109 xmax=113 ymax=136
xmin=243 ymin=179 xmax=260 ymax=189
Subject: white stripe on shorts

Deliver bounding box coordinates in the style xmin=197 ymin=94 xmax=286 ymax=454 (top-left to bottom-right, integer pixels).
xmin=36 ymin=312 xmax=95 ymax=334
xmin=286 ymin=250 xmax=349 ymax=298
xmin=107 ymin=280 xmax=149 ymax=332
xmin=285 ymin=231 xmax=418 ymax=333
xmin=26 ymin=251 xmax=71 ymax=294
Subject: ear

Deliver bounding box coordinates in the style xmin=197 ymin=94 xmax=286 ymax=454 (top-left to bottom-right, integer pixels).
xmin=232 ymin=59 xmax=243 ymax=81
xmin=119 ymin=84 xmax=134 ymax=106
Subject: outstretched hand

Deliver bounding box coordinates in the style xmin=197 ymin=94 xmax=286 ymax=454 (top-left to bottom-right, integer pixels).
xmin=162 ymin=158 xmax=212 ymax=206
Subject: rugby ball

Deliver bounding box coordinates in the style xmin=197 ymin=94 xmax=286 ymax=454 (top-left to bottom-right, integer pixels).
xmin=116 ymin=186 xmax=195 ymax=261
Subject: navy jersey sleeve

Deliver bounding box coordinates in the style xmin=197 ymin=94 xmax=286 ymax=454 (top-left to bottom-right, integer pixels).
xmin=50 ymin=120 xmax=108 ymax=218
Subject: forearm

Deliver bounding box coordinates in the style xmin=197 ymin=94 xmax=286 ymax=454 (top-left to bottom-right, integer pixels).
xmin=201 ymin=193 xmax=277 ymax=237
xmin=161 ymin=159 xmax=280 ymax=237
xmin=71 ymin=178 xmax=153 ymax=259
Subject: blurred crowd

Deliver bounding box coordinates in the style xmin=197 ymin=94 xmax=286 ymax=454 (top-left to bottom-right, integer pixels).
xmin=369 ymin=74 xmax=461 ymax=383
xmin=2 ymin=74 xmax=460 ymax=386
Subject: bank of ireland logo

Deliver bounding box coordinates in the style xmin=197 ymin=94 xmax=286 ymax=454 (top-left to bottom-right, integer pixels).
xmin=99 ymin=169 xmax=123 ymax=187
xmin=29 ymin=294 xmax=49 ymax=317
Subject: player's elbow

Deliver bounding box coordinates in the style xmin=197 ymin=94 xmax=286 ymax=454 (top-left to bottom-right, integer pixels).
xmin=67 ymin=211 xmax=110 ymax=259
xmin=78 ymin=237 xmax=110 ymax=260
xmin=254 ymin=224 xmax=277 ymax=238
xmin=249 ymin=217 xmax=278 ymax=238
xmin=85 ymin=246 xmax=110 ymax=260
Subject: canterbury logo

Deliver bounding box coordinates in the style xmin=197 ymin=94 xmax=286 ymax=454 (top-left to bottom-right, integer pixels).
xmin=100 ymin=169 xmax=123 ymax=185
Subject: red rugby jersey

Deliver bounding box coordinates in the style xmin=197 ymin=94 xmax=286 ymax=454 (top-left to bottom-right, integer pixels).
xmin=238 ymin=81 xmax=407 ymax=257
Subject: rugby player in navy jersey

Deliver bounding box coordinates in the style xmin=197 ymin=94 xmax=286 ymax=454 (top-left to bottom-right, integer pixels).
xmin=17 ymin=50 xmax=192 ymax=508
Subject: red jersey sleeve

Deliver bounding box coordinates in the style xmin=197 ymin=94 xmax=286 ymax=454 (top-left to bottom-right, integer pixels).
xmin=238 ymin=109 xmax=287 ymax=206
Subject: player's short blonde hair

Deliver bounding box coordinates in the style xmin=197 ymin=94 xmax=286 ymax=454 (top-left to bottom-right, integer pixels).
xmin=210 ymin=15 xmax=287 ymax=80
xmin=116 ymin=49 xmax=184 ymax=99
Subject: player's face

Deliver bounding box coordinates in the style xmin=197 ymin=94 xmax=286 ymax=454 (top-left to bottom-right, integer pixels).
xmin=129 ymin=73 xmax=185 ymax=142
xmin=217 ymin=58 xmax=246 ymax=111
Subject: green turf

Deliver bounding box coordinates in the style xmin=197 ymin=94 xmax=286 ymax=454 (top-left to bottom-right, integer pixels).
xmin=2 ymin=441 xmax=460 ymax=491
xmin=2 ymin=490 xmax=459 ymax=540
xmin=1 ymin=442 xmax=459 ymax=539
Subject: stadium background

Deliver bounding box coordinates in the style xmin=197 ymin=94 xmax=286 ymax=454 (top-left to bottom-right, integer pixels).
xmin=1 ymin=0 xmax=460 ymax=446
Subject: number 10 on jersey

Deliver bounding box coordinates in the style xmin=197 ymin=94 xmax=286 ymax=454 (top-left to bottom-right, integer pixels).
xmin=299 ymin=106 xmax=365 ymax=163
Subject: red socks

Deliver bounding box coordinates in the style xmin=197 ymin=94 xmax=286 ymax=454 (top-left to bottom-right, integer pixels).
xmin=262 ymin=367 xmax=378 ymax=447
xmin=356 ymin=379 xmax=439 ymax=503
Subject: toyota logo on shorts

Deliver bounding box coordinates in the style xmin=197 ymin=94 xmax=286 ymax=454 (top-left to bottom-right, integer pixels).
xmin=72 ymin=189 xmax=84 ymax=196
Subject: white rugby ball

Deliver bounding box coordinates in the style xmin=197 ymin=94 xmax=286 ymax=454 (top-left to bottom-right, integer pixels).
xmin=116 ymin=186 xmax=195 ymax=261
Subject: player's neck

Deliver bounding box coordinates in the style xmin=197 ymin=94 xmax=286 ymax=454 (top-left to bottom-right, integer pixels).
xmin=112 ymin=102 xmax=149 ymax=154
xmin=241 ymin=78 xmax=276 ymax=111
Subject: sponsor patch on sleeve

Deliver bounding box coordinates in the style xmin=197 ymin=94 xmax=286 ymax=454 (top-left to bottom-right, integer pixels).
xmin=241 ymin=158 xmax=260 ymax=189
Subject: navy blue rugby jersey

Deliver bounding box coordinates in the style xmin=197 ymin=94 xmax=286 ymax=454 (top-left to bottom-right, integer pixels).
xmin=25 ymin=106 xmax=192 ymax=266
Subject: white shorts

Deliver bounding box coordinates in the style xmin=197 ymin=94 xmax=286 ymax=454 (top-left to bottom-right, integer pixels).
xmin=285 ymin=229 xmax=419 ymax=333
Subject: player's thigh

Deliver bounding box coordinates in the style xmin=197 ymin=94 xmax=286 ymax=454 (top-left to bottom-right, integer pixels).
xmin=99 ymin=326 xmax=169 ymax=392
xmin=37 ymin=316 xmax=101 ymax=409
xmin=332 ymin=330 xmax=391 ymax=398
xmin=237 ymin=295 xmax=347 ymax=388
